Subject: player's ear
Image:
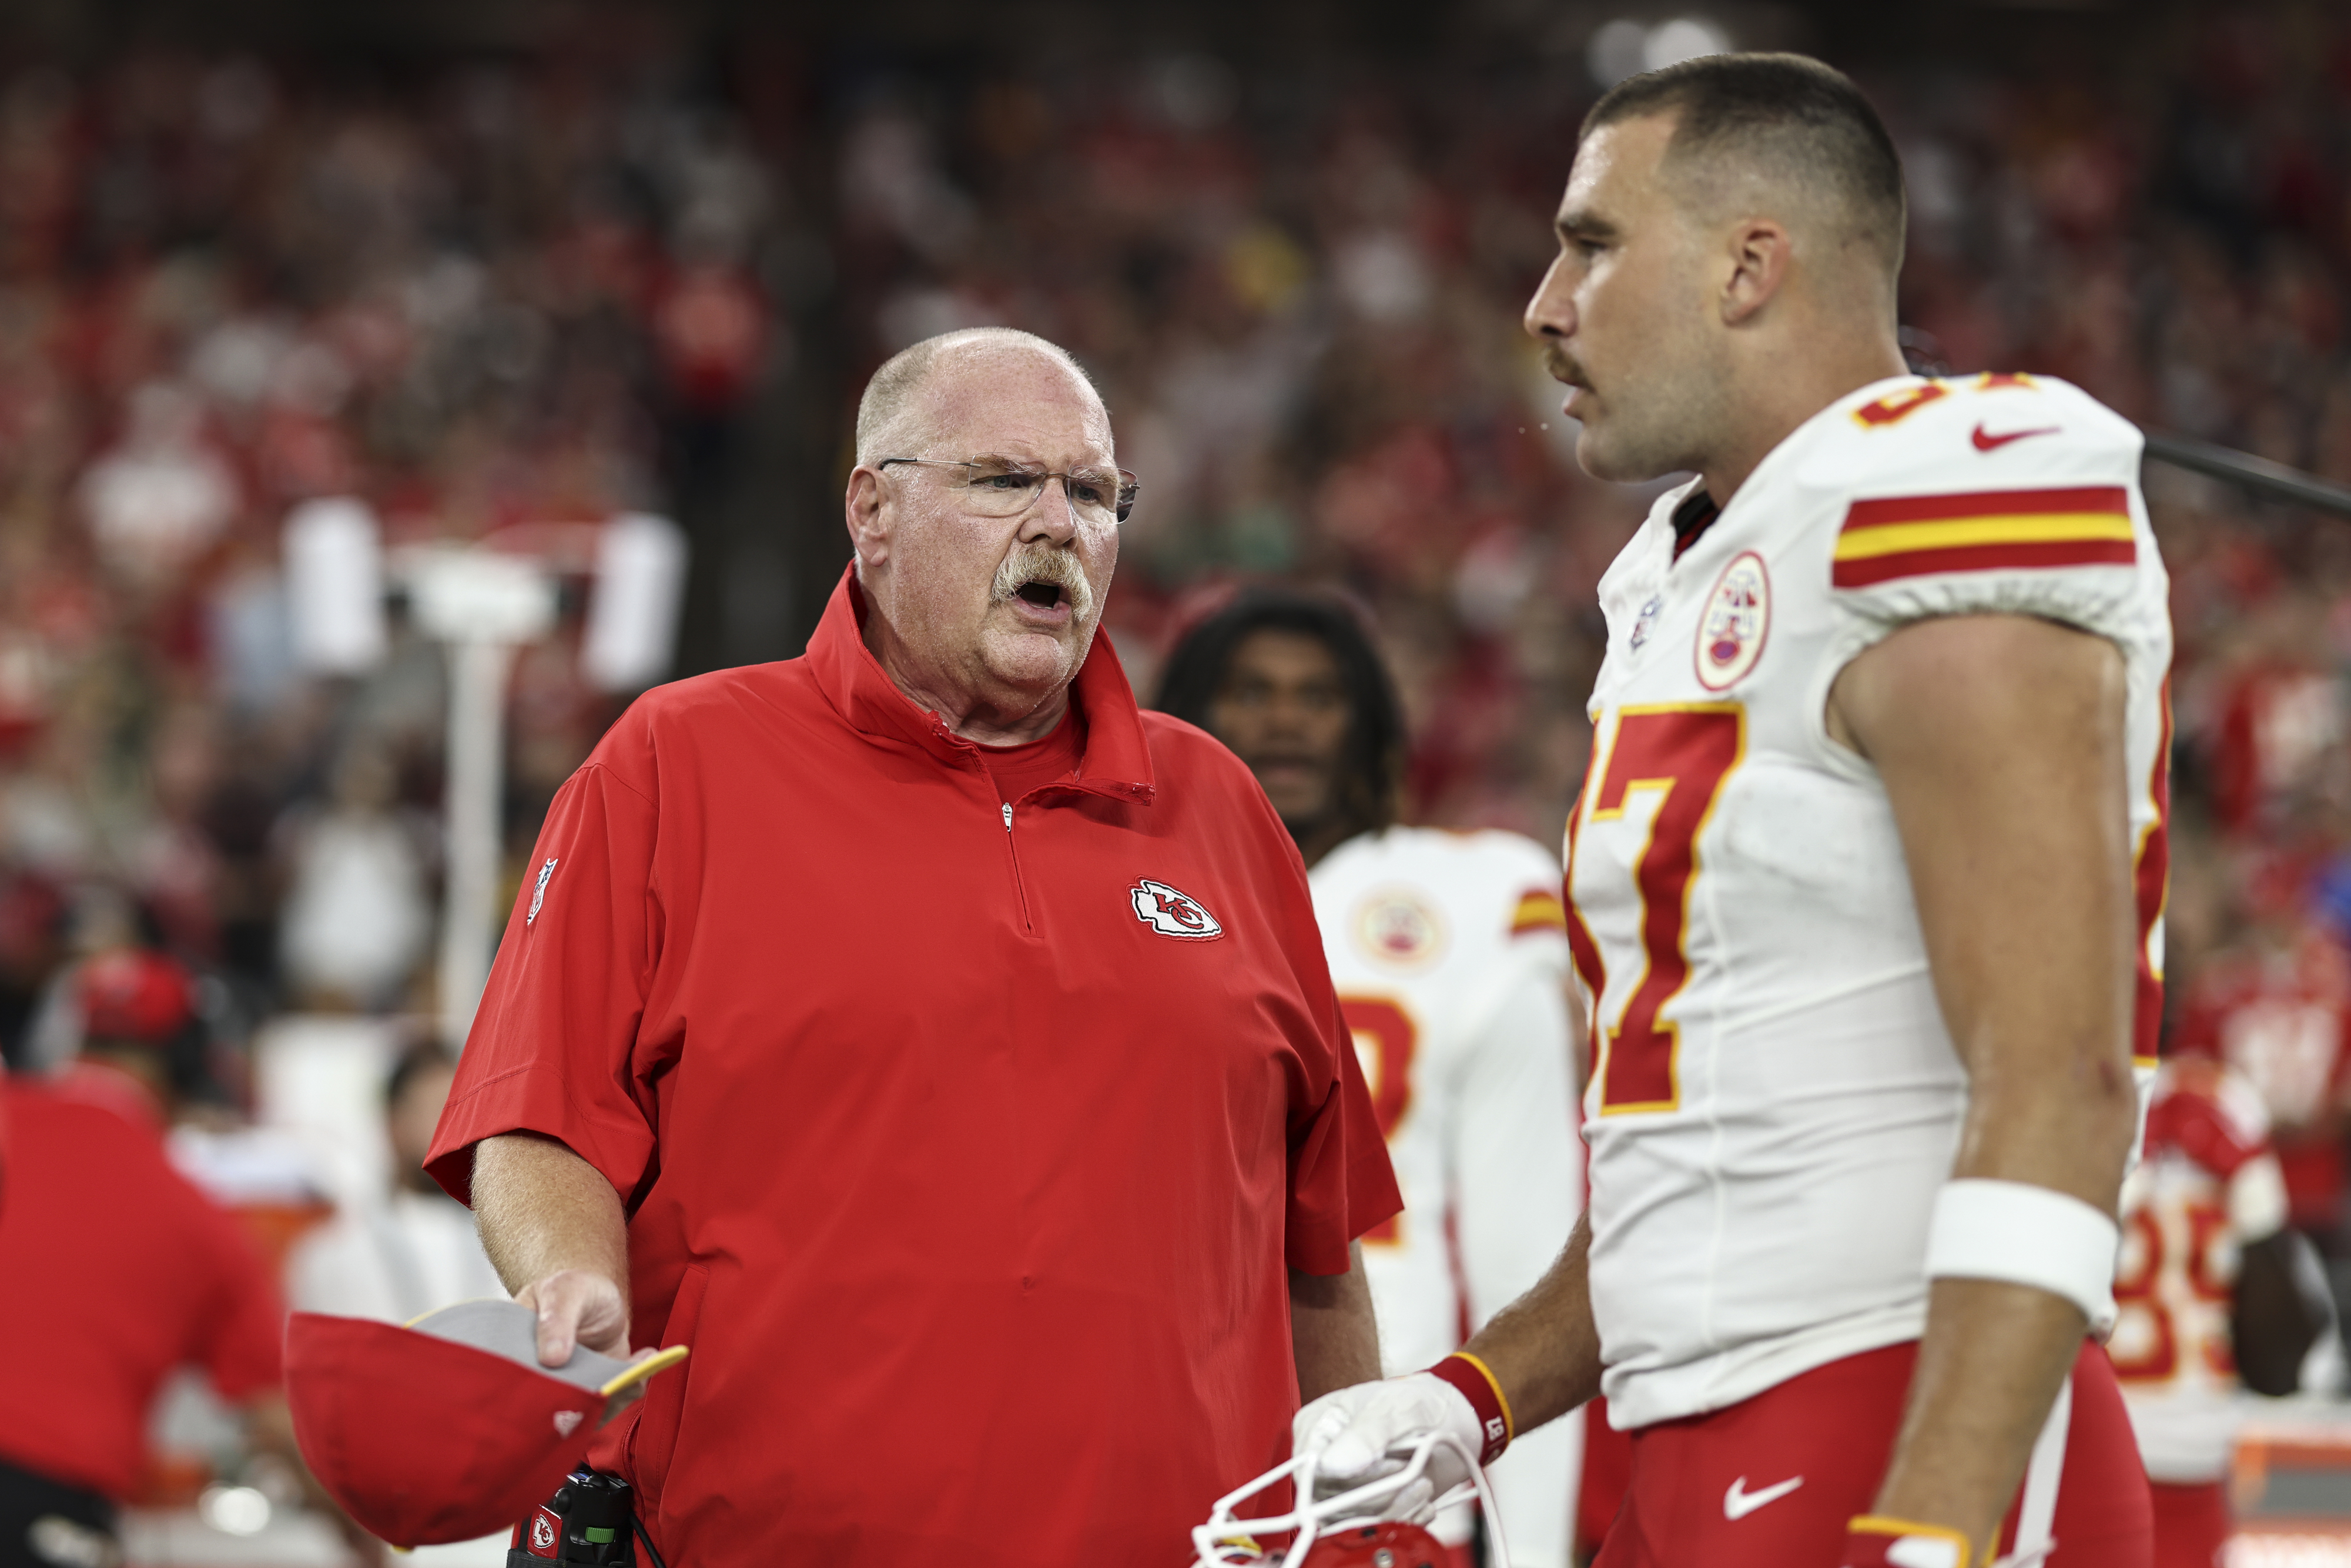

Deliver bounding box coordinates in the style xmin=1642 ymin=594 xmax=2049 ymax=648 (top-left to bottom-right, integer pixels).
xmin=1719 ymin=218 xmax=1792 ymax=327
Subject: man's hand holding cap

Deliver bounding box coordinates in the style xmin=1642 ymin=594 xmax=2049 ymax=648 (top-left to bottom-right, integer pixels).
xmin=515 ymin=1268 xmax=631 ymax=1368
xmin=286 ymin=1299 xmax=686 ymax=1547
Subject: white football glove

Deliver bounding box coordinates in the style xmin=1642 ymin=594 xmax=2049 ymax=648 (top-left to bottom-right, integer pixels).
xmin=1290 ymin=1372 xmax=1482 ymax=1516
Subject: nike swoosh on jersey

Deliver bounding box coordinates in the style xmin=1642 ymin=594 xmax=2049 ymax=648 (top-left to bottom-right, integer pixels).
xmin=1972 ymin=423 xmax=2059 ymax=451
xmin=1723 ymin=1475 xmax=1806 ymax=1520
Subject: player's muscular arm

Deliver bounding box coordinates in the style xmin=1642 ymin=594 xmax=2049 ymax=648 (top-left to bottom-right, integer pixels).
xmin=1291 ymin=1242 xmax=1382 ymax=1402
xmin=1828 ymin=613 xmax=2141 ymax=1554
xmin=1462 ymin=1211 xmax=1604 ymax=1429
xmin=473 ymin=1131 xmax=632 ymax=1366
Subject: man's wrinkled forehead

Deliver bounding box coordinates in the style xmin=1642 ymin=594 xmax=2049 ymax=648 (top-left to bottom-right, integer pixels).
xmin=922 ymin=344 xmax=1113 ymax=464
xmin=1556 ymin=112 xmax=1682 ymax=240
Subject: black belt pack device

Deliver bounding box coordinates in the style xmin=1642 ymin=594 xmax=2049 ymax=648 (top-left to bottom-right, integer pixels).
xmin=511 ymin=1470 xmax=661 ymax=1567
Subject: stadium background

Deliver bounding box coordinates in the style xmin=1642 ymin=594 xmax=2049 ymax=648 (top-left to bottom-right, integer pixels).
xmin=5 ymin=0 xmax=2351 ymax=1559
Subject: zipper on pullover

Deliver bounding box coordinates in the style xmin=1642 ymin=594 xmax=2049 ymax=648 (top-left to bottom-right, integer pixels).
xmin=999 ymin=796 xmax=1034 ymax=933
xmin=937 ymin=715 xmax=1036 ymax=934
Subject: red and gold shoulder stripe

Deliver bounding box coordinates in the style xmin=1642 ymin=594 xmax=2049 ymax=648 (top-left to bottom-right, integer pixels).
xmin=1832 ymin=486 xmax=2134 ymax=589
xmin=1510 ymin=887 xmax=1569 ymax=937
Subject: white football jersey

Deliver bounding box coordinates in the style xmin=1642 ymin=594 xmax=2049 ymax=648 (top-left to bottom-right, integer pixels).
xmin=2115 ymin=1058 xmax=2290 ymax=1483
xmin=1311 ymin=826 xmax=1583 ymax=1568
xmin=1567 ymin=373 xmax=2173 ymax=1429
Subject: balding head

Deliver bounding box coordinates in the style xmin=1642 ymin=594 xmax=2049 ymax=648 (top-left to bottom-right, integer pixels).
xmin=855 ymin=327 xmax=1107 ymax=469
xmin=1585 ymin=52 xmax=1907 ymax=293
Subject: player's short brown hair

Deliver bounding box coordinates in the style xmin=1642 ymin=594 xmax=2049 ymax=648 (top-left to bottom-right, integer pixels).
xmin=1585 ymin=52 xmax=1906 ymax=277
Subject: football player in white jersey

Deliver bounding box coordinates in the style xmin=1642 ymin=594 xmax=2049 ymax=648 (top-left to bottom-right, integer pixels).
xmin=2117 ymin=1055 xmax=2327 ymax=1568
xmin=1291 ymin=53 xmax=2169 ymax=1568
xmin=1157 ymin=589 xmax=1585 ymax=1568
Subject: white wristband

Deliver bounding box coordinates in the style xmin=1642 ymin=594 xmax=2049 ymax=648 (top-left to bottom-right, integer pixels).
xmin=1923 ymin=1178 xmax=2121 ymax=1334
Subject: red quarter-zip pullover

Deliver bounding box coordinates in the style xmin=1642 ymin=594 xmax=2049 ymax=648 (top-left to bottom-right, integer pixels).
xmin=428 ymin=566 xmax=1399 ymax=1566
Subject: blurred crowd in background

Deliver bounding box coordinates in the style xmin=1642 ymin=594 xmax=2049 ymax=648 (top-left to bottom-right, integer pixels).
xmin=0 ymin=26 xmax=779 ymax=1063
xmin=5 ymin=0 xmax=2351 ymax=1529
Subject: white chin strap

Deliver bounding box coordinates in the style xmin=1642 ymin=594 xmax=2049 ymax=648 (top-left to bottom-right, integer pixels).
xmin=1190 ymin=1431 xmax=1511 ymax=1568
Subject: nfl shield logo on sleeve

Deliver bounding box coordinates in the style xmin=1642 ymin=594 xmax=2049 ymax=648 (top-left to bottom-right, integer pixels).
xmin=527 ymin=858 xmax=558 ymax=927
xmin=1130 ymin=879 xmax=1224 ymax=940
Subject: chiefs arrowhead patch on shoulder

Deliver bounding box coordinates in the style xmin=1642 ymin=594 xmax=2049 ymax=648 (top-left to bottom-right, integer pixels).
xmin=1131 ymin=879 xmax=1224 ymax=940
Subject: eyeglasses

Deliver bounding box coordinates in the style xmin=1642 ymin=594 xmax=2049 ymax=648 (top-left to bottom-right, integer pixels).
xmin=877 ymin=455 xmax=1141 ymax=525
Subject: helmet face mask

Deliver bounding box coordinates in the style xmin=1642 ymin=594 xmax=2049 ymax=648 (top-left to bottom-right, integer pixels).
xmin=1191 ymin=1431 xmax=1509 ymax=1568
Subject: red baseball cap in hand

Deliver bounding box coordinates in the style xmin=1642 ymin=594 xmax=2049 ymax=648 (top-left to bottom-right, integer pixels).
xmin=287 ymin=1299 xmax=687 ymax=1547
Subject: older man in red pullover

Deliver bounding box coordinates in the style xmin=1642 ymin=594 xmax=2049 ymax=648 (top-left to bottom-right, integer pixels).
xmin=426 ymin=326 xmax=1401 ymax=1566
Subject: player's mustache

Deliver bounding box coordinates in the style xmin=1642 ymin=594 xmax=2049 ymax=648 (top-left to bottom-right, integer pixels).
xmin=993 ymin=542 xmax=1095 ymax=619
xmin=1543 ymin=344 xmax=1590 ymax=390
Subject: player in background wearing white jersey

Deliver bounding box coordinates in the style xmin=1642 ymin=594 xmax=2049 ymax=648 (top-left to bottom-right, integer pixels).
xmin=1292 ymin=53 xmax=2168 ymax=1568
xmin=1157 ymin=589 xmax=1585 ymax=1568
xmin=2117 ymin=1056 xmax=2327 ymax=1568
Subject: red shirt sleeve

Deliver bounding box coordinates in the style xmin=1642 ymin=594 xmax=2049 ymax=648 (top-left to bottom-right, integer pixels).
xmin=1284 ymin=993 xmax=1402 ymax=1274
xmin=428 ymin=759 xmax=663 ymax=1206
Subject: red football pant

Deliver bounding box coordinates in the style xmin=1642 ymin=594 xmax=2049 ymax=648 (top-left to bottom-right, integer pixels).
xmin=1578 ymin=1396 xmax=1631 ymax=1561
xmin=2147 ymin=1482 xmax=2226 ymax=1568
xmin=1591 ymin=1339 xmax=2152 ymax=1567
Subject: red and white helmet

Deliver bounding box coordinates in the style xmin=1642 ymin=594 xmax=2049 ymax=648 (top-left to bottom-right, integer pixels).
xmin=1191 ymin=1431 xmax=1509 ymax=1568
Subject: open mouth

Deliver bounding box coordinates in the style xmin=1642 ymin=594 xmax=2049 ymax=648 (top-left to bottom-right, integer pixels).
xmin=993 ymin=545 xmax=1089 ymax=621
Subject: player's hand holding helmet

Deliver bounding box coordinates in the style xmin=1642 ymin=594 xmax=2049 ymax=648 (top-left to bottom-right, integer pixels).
xmin=1191 ymin=1428 xmax=1508 ymax=1568
xmin=1290 ymin=1371 xmax=1486 ymax=1513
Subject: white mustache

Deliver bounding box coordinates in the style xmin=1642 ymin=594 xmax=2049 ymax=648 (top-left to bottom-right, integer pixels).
xmin=993 ymin=543 xmax=1096 ymax=620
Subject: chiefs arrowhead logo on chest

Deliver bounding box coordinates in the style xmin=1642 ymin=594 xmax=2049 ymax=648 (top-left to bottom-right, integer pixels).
xmin=1131 ymin=879 xmax=1225 ymax=940
xmin=1694 ymin=550 xmax=1771 ymax=691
